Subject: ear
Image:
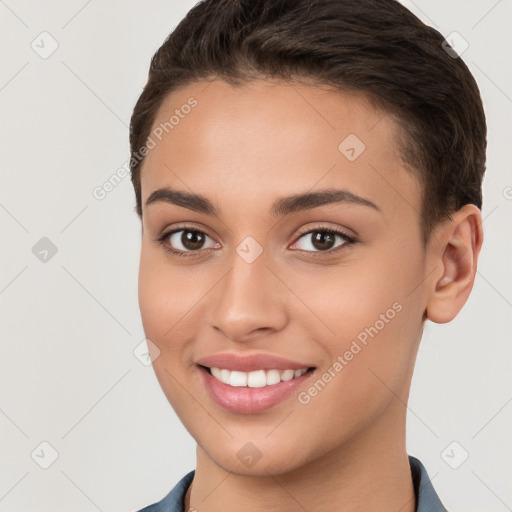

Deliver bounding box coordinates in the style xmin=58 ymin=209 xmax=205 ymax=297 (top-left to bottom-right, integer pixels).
xmin=426 ymin=204 xmax=484 ymax=324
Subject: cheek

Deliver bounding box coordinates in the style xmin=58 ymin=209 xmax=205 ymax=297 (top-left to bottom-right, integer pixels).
xmin=137 ymin=244 xmax=212 ymax=370
xmin=138 ymin=247 xmax=188 ymax=346
xmin=138 ymin=250 xmax=166 ymax=337
xmin=297 ymin=302 xmax=419 ymax=440
xmin=137 ymin=248 xmax=195 ymax=406
xmin=293 ymin=249 xmax=422 ymax=392
xmin=294 ymin=256 xmax=405 ymax=337
xmin=138 ymin=240 xmax=190 ymax=312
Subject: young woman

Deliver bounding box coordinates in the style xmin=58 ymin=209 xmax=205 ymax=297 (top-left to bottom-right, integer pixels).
xmin=129 ymin=1 xmax=486 ymax=510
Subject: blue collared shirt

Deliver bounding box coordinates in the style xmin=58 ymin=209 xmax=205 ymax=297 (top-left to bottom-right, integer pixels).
xmin=137 ymin=455 xmax=447 ymax=511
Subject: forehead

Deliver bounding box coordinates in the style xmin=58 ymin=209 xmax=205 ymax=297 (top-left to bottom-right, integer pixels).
xmin=140 ymin=78 xmax=419 ymax=219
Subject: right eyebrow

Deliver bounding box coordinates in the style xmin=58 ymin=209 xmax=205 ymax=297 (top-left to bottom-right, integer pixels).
xmin=145 ymin=187 xmax=216 ymax=215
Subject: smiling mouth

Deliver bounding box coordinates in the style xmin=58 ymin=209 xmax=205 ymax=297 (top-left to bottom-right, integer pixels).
xmin=199 ymin=365 xmax=316 ymax=388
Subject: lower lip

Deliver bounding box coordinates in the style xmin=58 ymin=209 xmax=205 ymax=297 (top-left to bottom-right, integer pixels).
xmin=198 ymin=365 xmax=315 ymax=414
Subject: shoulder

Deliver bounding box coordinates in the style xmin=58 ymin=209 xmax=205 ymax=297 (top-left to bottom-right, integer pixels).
xmin=136 ymin=470 xmax=195 ymax=512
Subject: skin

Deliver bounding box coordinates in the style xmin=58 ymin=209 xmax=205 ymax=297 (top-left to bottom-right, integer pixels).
xmin=137 ymin=77 xmax=483 ymax=512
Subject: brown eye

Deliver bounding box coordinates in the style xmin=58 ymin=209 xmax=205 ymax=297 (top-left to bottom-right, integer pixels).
xmin=292 ymin=227 xmax=354 ymax=254
xmin=179 ymin=230 xmax=205 ymax=250
xmin=310 ymin=231 xmax=336 ymax=251
xmin=164 ymin=229 xmax=218 ymax=254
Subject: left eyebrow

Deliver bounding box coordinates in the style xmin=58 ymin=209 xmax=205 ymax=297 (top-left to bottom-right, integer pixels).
xmin=271 ymin=189 xmax=381 ymax=216
xmin=144 ymin=186 xmax=381 ymax=216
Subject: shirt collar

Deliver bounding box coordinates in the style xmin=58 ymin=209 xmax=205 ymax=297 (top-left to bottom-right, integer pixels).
xmin=409 ymin=455 xmax=448 ymax=511
xmin=139 ymin=455 xmax=447 ymax=512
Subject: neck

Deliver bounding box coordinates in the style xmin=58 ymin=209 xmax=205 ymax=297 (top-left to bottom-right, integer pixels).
xmin=184 ymin=401 xmax=415 ymax=512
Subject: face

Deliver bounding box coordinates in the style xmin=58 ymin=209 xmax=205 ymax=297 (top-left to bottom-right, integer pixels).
xmin=137 ymin=78 xmax=429 ymax=476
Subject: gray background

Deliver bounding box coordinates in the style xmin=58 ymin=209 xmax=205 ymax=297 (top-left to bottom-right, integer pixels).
xmin=0 ymin=1 xmax=511 ymax=511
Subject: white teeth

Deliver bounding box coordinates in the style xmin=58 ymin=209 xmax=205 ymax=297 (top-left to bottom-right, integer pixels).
xmin=220 ymin=368 xmax=230 ymax=382
xmin=209 ymin=367 xmax=309 ymax=387
xmin=281 ymin=369 xmax=295 ymax=381
xmin=247 ymin=370 xmax=267 ymax=388
xmin=266 ymin=369 xmax=281 ymax=386
xmin=229 ymin=371 xmax=247 ymax=387
xmin=210 ymin=367 xmax=223 ymax=380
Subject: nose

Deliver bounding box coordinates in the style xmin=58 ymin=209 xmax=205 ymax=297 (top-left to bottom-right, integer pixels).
xmin=208 ymin=246 xmax=288 ymax=343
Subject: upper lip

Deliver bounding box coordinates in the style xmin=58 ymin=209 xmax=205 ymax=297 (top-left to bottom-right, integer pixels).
xmin=196 ymin=352 xmax=316 ymax=372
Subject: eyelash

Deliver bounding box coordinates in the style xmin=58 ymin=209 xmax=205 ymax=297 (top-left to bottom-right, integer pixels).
xmin=154 ymin=223 xmax=357 ymax=259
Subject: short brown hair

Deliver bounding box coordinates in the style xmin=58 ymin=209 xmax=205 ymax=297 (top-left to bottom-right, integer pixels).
xmin=129 ymin=0 xmax=487 ymax=245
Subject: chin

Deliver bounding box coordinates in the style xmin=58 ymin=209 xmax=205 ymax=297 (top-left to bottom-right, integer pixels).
xmin=201 ymin=437 xmax=313 ymax=478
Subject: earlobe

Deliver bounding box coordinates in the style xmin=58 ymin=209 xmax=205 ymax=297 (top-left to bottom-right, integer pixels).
xmin=426 ymin=205 xmax=483 ymax=324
